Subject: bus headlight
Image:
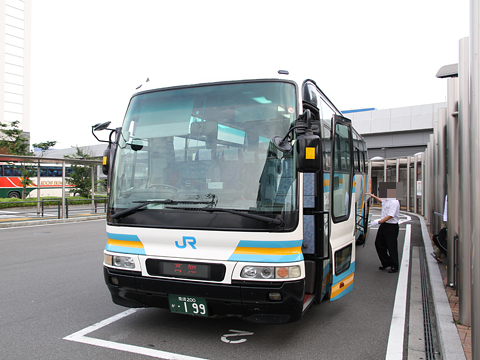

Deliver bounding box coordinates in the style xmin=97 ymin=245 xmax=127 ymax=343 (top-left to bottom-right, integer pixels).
xmin=240 ymin=265 xmax=301 ymax=280
xmin=104 ymin=254 xmax=137 ymax=270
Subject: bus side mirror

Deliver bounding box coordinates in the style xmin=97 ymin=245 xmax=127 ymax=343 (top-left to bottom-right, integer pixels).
xmin=296 ymin=132 xmax=321 ymax=173
xmin=295 ymin=109 xmax=321 ymax=173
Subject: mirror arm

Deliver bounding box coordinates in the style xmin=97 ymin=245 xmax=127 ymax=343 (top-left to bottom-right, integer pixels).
xmin=91 ymin=126 xmax=109 ymax=143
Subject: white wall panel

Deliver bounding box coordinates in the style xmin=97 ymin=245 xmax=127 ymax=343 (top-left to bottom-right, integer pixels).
xmin=4 ymin=111 xmax=22 ymax=122
xmin=5 ymin=15 xmax=24 ymax=29
xmin=5 ymin=44 xmax=23 ymax=57
xmin=5 ymin=92 xmax=22 ymax=103
xmin=5 ymin=5 xmax=24 ymax=20
xmin=4 ymin=101 xmax=22 ymax=113
xmin=6 ymin=0 xmax=25 ymax=10
xmin=5 ymin=34 xmax=23 ymax=47
xmin=5 ymin=82 xmax=22 ymax=94
xmin=5 ymin=63 xmax=22 ymax=76
xmin=5 ymin=72 xmax=23 ymax=85
xmin=5 ymin=53 xmax=23 ymax=66
xmin=5 ymin=24 xmax=23 ymax=38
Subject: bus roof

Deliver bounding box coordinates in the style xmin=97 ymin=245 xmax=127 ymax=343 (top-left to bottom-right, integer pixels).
xmin=131 ymin=69 xmax=308 ymax=96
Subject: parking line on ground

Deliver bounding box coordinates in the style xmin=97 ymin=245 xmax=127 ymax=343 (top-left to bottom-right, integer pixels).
xmin=385 ymin=223 xmax=411 ymax=360
xmin=63 ymin=308 xmax=208 ymax=360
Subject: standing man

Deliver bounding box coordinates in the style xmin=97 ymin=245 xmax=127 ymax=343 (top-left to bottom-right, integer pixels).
xmin=366 ymin=183 xmax=401 ymax=273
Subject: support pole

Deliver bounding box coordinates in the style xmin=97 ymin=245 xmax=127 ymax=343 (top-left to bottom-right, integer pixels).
xmin=430 ymin=134 xmax=435 ymax=227
xmin=447 ymin=78 xmax=459 ymax=288
xmin=433 ymin=121 xmax=439 ymax=234
xmin=421 ymin=153 xmax=424 ymax=216
xmin=406 ymin=156 xmax=411 ymax=211
xmin=36 ymin=159 xmax=40 ymax=216
xmin=458 ymin=36 xmax=471 ymax=326
xmin=384 ymin=159 xmax=387 ymax=183
xmin=436 ymin=108 xmax=450 ymax=285
xmin=470 ymin=1 xmax=480 ymax=354
xmin=413 ymin=155 xmax=418 ymax=214
xmin=61 ymin=161 xmax=66 ymax=219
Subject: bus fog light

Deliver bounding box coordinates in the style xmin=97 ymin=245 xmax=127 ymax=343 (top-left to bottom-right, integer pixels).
xmin=268 ymin=292 xmax=282 ymax=301
xmin=110 ymin=276 xmax=119 ymax=285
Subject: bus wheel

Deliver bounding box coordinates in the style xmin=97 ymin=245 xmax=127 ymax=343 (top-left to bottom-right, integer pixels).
xmin=8 ymin=191 xmax=21 ymax=198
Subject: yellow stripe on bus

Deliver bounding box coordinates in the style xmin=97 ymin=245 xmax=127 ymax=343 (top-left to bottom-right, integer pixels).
xmin=107 ymin=239 xmax=145 ymax=249
xmin=233 ymin=246 xmax=302 ymax=256
xmin=331 ymin=273 xmax=354 ymax=298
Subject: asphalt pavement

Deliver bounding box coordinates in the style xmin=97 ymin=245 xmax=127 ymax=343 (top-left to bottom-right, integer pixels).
xmin=0 ymin=210 xmax=467 ymax=359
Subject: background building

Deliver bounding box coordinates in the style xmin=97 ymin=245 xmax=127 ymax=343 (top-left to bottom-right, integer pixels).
xmin=346 ymin=103 xmax=444 ymax=159
xmin=0 ymin=0 xmax=31 ymax=140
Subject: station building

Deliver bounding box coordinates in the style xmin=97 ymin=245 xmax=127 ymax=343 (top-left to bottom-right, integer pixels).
xmin=346 ymin=103 xmax=445 ymax=159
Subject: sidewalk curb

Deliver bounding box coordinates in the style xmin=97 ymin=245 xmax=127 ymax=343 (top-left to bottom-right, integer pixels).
xmin=0 ymin=215 xmax=105 ymax=228
xmin=412 ymin=212 xmax=466 ymax=360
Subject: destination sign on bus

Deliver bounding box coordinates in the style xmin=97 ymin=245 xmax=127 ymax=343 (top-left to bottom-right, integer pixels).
xmin=162 ymin=261 xmax=210 ymax=279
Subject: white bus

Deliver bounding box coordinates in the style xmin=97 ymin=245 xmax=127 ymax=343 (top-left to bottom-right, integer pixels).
xmin=94 ymin=71 xmax=368 ymax=324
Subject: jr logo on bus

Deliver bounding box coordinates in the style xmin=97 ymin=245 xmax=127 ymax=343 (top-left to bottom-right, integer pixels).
xmin=175 ymin=236 xmax=197 ymax=249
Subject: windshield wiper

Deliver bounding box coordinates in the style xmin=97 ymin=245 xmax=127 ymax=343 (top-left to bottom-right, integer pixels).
xmin=111 ymin=199 xmax=214 ymax=220
xmin=169 ymin=206 xmax=284 ymax=227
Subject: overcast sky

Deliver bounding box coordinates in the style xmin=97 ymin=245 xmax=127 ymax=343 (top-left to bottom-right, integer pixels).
xmin=29 ymin=0 xmax=470 ymax=149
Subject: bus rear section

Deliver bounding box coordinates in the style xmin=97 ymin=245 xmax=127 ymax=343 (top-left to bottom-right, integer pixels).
xmin=97 ymin=75 xmax=363 ymax=324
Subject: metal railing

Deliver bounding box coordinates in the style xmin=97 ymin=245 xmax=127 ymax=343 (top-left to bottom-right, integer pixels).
xmin=65 ymin=198 xmax=107 ymax=218
xmin=0 ymin=198 xmax=106 ymax=220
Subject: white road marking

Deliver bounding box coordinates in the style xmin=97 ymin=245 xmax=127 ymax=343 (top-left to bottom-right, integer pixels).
xmin=385 ymin=223 xmax=411 ymax=360
xmin=63 ymin=309 xmax=208 ymax=360
xmin=221 ymin=329 xmax=254 ymax=344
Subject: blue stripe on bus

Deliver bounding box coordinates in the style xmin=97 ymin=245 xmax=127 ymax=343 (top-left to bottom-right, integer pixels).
xmin=107 ymin=232 xmax=142 ymax=242
xmin=236 ymin=240 xmax=303 ymax=248
xmin=105 ymin=244 xmax=146 ymax=255
xmin=228 ymin=253 xmax=303 ymax=263
xmin=332 ymin=261 xmax=355 ymax=284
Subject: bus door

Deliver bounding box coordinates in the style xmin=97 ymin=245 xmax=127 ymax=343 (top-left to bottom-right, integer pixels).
xmin=329 ymin=114 xmax=355 ymax=301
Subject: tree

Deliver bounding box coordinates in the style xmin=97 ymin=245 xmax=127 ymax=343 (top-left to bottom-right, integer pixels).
xmin=17 ymin=164 xmax=36 ymax=199
xmin=1 ymin=121 xmax=58 ymax=198
xmin=65 ymin=147 xmax=96 ymax=197
xmin=0 ymin=120 xmax=30 ymax=155
xmin=32 ymin=141 xmax=57 ymax=156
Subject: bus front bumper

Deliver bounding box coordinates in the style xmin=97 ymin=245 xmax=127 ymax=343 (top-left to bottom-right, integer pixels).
xmin=104 ymin=266 xmax=305 ymax=324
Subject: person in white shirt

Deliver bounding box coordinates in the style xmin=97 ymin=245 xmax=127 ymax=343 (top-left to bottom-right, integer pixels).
xmin=366 ymin=183 xmax=401 ymax=273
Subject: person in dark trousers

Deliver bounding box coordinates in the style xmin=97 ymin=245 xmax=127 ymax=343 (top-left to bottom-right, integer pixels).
xmin=366 ymin=183 xmax=401 ymax=273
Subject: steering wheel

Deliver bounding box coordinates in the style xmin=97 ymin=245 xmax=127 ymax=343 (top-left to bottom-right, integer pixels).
xmin=147 ymin=184 xmax=179 ymax=191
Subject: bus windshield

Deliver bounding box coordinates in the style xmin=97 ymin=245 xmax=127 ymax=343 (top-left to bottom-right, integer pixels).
xmin=110 ymin=81 xmax=299 ymax=230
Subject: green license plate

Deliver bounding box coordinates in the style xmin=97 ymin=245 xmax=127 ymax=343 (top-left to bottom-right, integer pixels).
xmin=168 ymin=295 xmax=208 ymax=317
